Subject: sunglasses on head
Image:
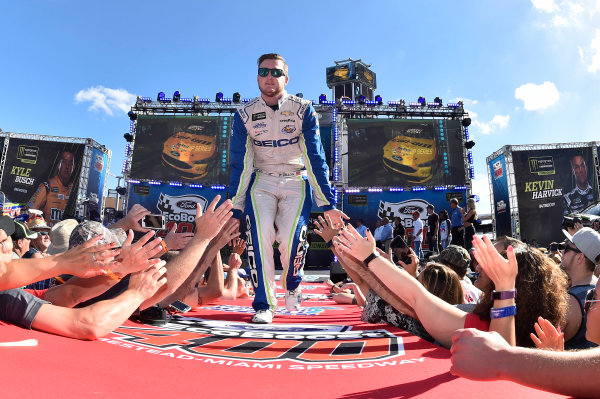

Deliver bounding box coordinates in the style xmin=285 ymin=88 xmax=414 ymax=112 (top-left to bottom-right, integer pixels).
xmin=258 ymin=68 xmax=285 ymax=78
xmin=584 ymin=289 xmax=600 ymax=312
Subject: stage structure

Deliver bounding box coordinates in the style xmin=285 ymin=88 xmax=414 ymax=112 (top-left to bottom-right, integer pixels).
xmin=0 ymin=132 xmax=111 ymax=224
xmin=123 ymin=92 xmax=471 ymax=259
xmin=487 ymin=143 xmax=600 ymax=246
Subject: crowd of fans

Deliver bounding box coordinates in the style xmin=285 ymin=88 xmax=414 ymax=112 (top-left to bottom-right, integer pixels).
xmin=1 ymin=196 xmax=600 ymax=397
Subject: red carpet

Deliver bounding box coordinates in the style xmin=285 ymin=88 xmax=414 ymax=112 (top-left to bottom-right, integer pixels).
xmin=0 ymin=281 xmax=566 ymax=398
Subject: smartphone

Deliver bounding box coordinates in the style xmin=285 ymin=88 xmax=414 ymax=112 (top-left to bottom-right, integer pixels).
xmin=141 ymin=214 xmax=166 ymax=230
xmin=169 ymin=300 xmax=192 ymax=313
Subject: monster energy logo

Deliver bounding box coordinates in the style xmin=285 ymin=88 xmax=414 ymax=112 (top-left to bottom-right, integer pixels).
xmin=528 ymin=156 xmax=555 ymax=175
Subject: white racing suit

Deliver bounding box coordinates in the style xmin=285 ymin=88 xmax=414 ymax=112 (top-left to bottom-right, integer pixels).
xmin=229 ymin=92 xmax=335 ymax=312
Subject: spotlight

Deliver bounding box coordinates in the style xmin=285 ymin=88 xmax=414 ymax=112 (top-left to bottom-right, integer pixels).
xmin=319 ymin=93 xmax=327 ymax=104
xmin=462 ymin=118 xmax=472 ymax=127
xmin=358 ymin=95 xmax=366 ymax=105
xmin=232 ymin=92 xmax=241 ymax=103
xmin=434 ymin=97 xmax=443 ymax=106
xmin=418 ymin=96 xmax=426 ymax=106
xmin=465 ymin=140 xmax=476 ymax=149
xmin=123 ymin=133 xmax=134 ymax=142
xmin=173 ymin=91 xmax=181 ymax=102
xmin=295 ymin=93 xmax=303 ymax=98
xmin=127 ymin=111 xmax=137 ymax=121
xmin=215 ymin=92 xmax=223 ymax=102
xmin=157 ymin=92 xmax=165 ymax=102
xmin=375 ymin=95 xmax=383 ymax=105
xmin=116 ymin=186 xmax=127 ymax=196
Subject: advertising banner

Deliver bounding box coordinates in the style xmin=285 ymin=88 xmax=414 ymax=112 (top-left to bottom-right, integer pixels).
xmin=343 ymin=190 xmax=467 ymax=251
xmin=130 ymin=115 xmax=231 ymax=184
xmin=87 ymin=148 xmax=109 ymax=208
xmin=512 ymin=147 xmax=597 ymax=245
xmin=488 ymin=154 xmax=512 ymax=237
xmin=347 ymin=119 xmax=466 ymax=188
xmin=0 ymin=138 xmax=85 ymax=225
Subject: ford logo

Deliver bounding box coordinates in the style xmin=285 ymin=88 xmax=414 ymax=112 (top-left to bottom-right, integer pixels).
xmin=399 ymin=206 xmax=423 ymax=214
xmin=176 ymin=200 xmax=197 ymax=210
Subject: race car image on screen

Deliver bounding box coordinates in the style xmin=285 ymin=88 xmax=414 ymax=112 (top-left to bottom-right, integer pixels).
xmin=161 ymin=124 xmax=216 ymax=180
xmin=382 ymin=129 xmax=437 ymax=184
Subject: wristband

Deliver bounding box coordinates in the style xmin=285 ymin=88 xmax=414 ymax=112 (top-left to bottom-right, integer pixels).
xmin=362 ymin=252 xmax=380 ymax=267
xmin=160 ymin=241 xmax=168 ymax=254
xmin=491 ymin=289 xmax=517 ymax=301
xmin=105 ymin=269 xmax=122 ymax=281
xmin=490 ymin=305 xmax=517 ymax=319
xmin=326 ymin=240 xmax=334 ymax=249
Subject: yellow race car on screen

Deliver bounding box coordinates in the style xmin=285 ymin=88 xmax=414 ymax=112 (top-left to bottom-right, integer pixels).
xmin=382 ymin=131 xmax=437 ymax=184
xmin=161 ymin=124 xmax=216 ymax=180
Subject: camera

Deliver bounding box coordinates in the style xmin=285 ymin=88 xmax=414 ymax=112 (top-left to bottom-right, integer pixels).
xmin=562 ymin=216 xmax=582 ymax=229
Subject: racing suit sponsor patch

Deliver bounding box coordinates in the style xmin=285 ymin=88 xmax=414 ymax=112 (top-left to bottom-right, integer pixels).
xmin=252 ymin=112 xmax=266 ymax=121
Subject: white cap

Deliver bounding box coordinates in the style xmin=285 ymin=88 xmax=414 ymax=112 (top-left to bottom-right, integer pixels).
xmin=563 ymin=227 xmax=600 ymax=264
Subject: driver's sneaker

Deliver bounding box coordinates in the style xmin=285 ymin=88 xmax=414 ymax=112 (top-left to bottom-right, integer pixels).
xmin=251 ymin=309 xmax=274 ymax=324
xmin=285 ymin=287 xmax=302 ymax=312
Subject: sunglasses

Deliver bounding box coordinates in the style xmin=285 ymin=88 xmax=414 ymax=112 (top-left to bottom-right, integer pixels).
xmin=258 ymin=68 xmax=285 ymax=78
xmin=584 ymin=290 xmax=600 ymax=312
xmin=562 ymin=245 xmax=581 ymax=255
xmin=37 ymin=231 xmax=49 ymax=237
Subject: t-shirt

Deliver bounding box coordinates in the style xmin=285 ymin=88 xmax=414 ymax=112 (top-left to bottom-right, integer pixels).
xmin=413 ymin=218 xmax=423 ymax=242
xmin=439 ymin=220 xmax=450 ymax=240
xmin=464 ymin=312 xmax=490 ymax=331
xmin=356 ymin=225 xmax=368 ymax=238
xmin=427 ymin=212 xmax=439 ymax=236
xmin=461 ymin=278 xmax=482 ymax=304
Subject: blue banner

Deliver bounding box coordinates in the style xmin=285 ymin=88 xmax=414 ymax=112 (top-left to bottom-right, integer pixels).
xmin=87 ymin=148 xmax=108 ymax=206
xmin=488 ymin=154 xmax=512 ymax=237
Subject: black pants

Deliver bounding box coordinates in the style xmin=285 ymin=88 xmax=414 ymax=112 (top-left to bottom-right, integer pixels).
xmin=464 ymin=225 xmax=476 ymax=251
xmin=426 ymin=234 xmax=438 ymax=254
xmin=451 ymin=226 xmax=465 ymax=248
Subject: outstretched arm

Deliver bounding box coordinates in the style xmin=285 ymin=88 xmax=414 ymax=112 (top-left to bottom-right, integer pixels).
xmin=334 ymin=225 xmax=466 ymax=348
xmin=450 ymin=328 xmax=600 ymax=397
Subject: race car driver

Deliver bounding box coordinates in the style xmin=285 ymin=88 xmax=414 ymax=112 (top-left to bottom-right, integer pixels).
xmin=28 ymin=150 xmax=75 ymax=226
xmin=229 ymin=53 xmax=347 ymax=324
xmin=563 ymin=154 xmax=594 ymax=215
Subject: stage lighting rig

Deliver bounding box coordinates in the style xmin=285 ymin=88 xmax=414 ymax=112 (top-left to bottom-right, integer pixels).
xmin=418 ymin=96 xmax=426 ymax=106
xmin=232 ymin=92 xmax=241 ymax=103
xmin=465 ymin=140 xmax=476 ymax=149
xmin=173 ymin=91 xmax=181 ymax=102
xmin=375 ymin=95 xmax=383 ymax=105
xmin=116 ymin=186 xmax=127 ymax=196
xmin=434 ymin=97 xmax=443 ymax=106
xmin=462 ymin=118 xmax=472 ymax=127
xmin=319 ymin=93 xmax=327 ymax=104
xmin=215 ymin=92 xmax=224 ymax=102
xmin=358 ymin=95 xmax=366 ymax=105
xmin=123 ymin=133 xmax=134 ymax=142
xmin=127 ymin=111 xmax=137 ymax=121
xmin=157 ymin=92 xmax=165 ymax=102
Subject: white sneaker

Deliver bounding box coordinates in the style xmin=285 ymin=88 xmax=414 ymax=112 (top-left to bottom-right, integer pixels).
xmin=251 ymin=309 xmax=274 ymax=324
xmin=285 ymin=288 xmax=302 ymax=312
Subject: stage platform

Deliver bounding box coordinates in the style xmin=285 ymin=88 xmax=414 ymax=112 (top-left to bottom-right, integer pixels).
xmin=0 ymin=277 xmax=565 ymax=398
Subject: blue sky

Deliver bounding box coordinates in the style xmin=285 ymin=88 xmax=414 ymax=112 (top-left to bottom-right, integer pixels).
xmin=2 ymin=0 xmax=600 ymax=214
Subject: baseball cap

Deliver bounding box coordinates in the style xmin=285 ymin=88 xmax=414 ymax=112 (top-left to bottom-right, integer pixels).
xmin=68 ymin=221 xmax=127 ymax=249
xmin=563 ymin=227 xmax=600 ymax=263
xmin=430 ymin=245 xmax=471 ymax=274
xmin=47 ymin=219 xmax=79 ymax=255
xmin=12 ymin=221 xmax=38 ymax=240
xmin=28 ymin=218 xmax=51 ymax=231
xmin=0 ymin=216 xmax=16 ymax=236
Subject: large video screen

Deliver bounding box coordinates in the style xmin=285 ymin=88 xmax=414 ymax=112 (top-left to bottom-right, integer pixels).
xmin=347 ymin=119 xmax=466 ymax=187
xmin=512 ymin=147 xmax=597 ymax=245
xmin=130 ymin=115 xmax=231 ymax=184
xmin=0 ymin=138 xmax=85 ymax=225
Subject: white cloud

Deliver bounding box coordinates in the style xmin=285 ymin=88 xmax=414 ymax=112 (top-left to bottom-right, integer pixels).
xmin=531 ymin=0 xmax=559 ymax=12
xmin=587 ymin=28 xmax=600 ymax=72
xmin=472 ymin=114 xmax=511 ymax=135
xmin=75 ymin=86 xmax=137 ymax=116
xmin=552 ymin=14 xmax=568 ymax=25
xmin=514 ymin=81 xmax=560 ymax=111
